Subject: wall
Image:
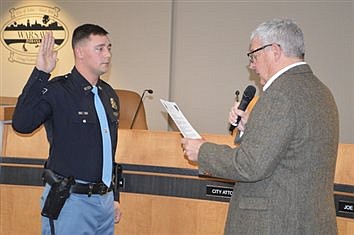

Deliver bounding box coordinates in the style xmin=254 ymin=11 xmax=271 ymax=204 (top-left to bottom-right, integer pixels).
xmin=0 ymin=0 xmax=173 ymax=131
xmin=170 ymin=1 xmax=354 ymax=143
xmin=1 ymin=0 xmax=353 ymax=143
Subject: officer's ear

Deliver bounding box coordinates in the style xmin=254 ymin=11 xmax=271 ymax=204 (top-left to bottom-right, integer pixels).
xmin=74 ymin=46 xmax=84 ymax=59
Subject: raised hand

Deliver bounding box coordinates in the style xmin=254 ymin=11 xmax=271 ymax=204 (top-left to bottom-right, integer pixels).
xmin=36 ymin=32 xmax=58 ymax=73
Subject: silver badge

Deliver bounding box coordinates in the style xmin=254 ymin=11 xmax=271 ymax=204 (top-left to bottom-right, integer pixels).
xmin=110 ymin=98 xmax=117 ymax=110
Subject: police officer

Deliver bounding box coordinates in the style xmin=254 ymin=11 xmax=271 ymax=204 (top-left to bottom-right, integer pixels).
xmin=12 ymin=24 xmax=122 ymax=234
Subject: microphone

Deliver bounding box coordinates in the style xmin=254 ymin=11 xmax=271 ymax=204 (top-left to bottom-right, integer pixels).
xmin=235 ymin=90 xmax=240 ymax=102
xmin=130 ymin=89 xmax=153 ymax=129
xmin=229 ymin=85 xmax=256 ymax=133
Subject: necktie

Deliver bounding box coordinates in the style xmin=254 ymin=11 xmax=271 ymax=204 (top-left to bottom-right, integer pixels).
xmin=91 ymin=86 xmax=112 ymax=187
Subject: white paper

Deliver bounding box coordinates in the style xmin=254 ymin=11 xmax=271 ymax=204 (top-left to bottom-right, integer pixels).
xmin=160 ymin=99 xmax=201 ymax=139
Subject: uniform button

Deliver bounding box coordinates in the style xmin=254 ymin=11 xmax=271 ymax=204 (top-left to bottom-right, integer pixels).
xmin=83 ymin=119 xmax=87 ymax=123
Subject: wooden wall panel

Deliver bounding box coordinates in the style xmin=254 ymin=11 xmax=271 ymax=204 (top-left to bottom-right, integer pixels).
xmin=1 ymin=185 xmax=353 ymax=235
xmin=1 ymin=122 xmax=353 ymax=235
xmin=0 ymin=185 xmax=227 ymax=235
xmin=2 ymin=125 xmax=234 ymax=163
xmin=2 ymin=125 xmax=48 ymax=158
xmin=335 ymin=144 xmax=354 ymax=185
xmin=0 ymin=185 xmax=42 ymax=235
xmin=116 ymin=193 xmax=228 ymax=235
xmin=337 ymin=217 xmax=354 ymax=235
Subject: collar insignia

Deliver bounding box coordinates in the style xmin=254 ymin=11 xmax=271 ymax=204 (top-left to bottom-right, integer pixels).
xmin=84 ymin=85 xmax=92 ymax=91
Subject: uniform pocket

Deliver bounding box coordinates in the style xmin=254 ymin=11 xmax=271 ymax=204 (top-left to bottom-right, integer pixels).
xmin=72 ymin=111 xmax=96 ymax=125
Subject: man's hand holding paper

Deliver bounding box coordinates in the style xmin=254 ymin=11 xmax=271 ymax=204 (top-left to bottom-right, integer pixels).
xmin=181 ymin=138 xmax=206 ymax=162
xmin=160 ymin=99 xmax=201 ymax=139
xmin=160 ymin=99 xmax=205 ymax=161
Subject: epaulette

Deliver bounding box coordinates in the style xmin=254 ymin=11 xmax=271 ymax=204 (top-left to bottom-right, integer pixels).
xmin=48 ymin=73 xmax=70 ymax=84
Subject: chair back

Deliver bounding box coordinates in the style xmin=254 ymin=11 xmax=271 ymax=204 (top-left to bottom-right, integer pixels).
xmin=115 ymin=89 xmax=148 ymax=130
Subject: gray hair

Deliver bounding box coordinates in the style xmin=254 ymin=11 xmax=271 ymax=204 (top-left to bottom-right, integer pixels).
xmin=250 ymin=19 xmax=305 ymax=59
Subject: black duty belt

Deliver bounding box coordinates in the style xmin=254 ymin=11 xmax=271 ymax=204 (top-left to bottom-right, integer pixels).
xmin=42 ymin=169 xmax=112 ymax=196
xmin=70 ymin=182 xmax=112 ymax=196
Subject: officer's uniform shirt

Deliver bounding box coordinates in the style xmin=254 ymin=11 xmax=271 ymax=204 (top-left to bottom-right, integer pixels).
xmin=12 ymin=67 xmax=119 ymax=185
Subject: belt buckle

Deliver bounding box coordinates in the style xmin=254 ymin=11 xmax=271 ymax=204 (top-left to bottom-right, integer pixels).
xmin=98 ymin=183 xmax=108 ymax=195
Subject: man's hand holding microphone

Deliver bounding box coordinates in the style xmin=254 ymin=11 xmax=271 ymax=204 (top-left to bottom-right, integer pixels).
xmin=181 ymin=85 xmax=256 ymax=162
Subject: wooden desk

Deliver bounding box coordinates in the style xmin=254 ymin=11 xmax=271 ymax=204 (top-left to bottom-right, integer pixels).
xmin=0 ymin=97 xmax=17 ymax=157
xmin=0 ymin=97 xmax=17 ymax=121
xmin=1 ymin=126 xmax=354 ymax=235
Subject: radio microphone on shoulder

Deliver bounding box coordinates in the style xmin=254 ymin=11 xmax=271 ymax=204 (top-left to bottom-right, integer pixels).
xmin=229 ymin=85 xmax=256 ymax=133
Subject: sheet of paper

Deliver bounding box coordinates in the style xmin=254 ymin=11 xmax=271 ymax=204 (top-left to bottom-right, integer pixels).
xmin=160 ymin=99 xmax=201 ymax=139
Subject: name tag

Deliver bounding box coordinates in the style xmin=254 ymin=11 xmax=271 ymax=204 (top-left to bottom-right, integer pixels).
xmin=206 ymin=185 xmax=233 ymax=198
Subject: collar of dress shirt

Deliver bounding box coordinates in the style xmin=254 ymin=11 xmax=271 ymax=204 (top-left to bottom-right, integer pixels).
xmin=263 ymin=62 xmax=307 ymax=91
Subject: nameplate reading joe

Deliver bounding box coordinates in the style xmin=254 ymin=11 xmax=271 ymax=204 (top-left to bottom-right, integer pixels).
xmin=338 ymin=200 xmax=354 ymax=215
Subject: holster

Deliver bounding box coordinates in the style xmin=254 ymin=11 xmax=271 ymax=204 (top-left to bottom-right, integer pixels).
xmin=41 ymin=169 xmax=75 ymax=219
xmin=112 ymin=163 xmax=122 ymax=201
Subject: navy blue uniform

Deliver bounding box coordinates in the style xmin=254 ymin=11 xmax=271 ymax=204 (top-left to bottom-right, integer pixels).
xmin=12 ymin=67 xmax=119 ymax=196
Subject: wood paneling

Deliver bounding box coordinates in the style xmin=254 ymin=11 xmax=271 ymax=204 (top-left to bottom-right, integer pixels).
xmin=0 ymin=185 xmax=42 ymax=235
xmin=1 ymin=185 xmax=353 ymax=235
xmin=335 ymin=144 xmax=354 ymax=185
xmin=1 ymin=123 xmax=353 ymax=235
xmin=116 ymin=193 xmax=228 ymax=235
xmin=0 ymin=97 xmax=17 ymax=121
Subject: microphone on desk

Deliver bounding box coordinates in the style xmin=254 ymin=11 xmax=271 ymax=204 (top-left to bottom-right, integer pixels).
xmin=229 ymin=85 xmax=256 ymax=134
xmin=130 ymin=89 xmax=153 ymax=129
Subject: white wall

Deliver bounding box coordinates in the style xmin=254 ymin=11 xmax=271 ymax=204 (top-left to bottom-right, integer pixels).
xmin=1 ymin=0 xmax=353 ymax=143
xmin=171 ymin=1 xmax=354 ymax=143
xmin=0 ymin=0 xmax=173 ymax=131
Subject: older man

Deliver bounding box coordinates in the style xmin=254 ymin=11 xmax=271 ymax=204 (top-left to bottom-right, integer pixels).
xmin=182 ymin=19 xmax=339 ymax=234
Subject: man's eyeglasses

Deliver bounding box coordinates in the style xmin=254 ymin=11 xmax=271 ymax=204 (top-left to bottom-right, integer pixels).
xmin=247 ymin=44 xmax=273 ymax=64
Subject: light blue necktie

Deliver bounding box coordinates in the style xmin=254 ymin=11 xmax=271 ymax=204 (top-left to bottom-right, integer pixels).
xmin=92 ymin=86 xmax=112 ymax=187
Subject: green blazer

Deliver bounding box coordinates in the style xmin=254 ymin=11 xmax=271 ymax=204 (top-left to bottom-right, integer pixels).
xmin=199 ymin=64 xmax=339 ymax=235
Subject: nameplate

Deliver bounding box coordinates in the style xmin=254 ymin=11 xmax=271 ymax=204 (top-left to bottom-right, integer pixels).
xmin=335 ymin=194 xmax=354 ymax=219
xmin=206 ymin=185 xmax=233 ymax=198
xmin=338 ymin=200 xmax=354 ymax=215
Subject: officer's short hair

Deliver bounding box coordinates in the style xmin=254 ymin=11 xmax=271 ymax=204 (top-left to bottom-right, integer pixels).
xmin=71 ymin=24 xmax=109 ymax=49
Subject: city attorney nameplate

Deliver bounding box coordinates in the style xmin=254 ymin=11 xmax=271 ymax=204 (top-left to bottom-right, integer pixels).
xmin=206 ymin=185 xmax=233 ymax=198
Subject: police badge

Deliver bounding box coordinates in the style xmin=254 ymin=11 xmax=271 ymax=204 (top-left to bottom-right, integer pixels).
xmin=110 ymin=98 xmax=117 ymax=110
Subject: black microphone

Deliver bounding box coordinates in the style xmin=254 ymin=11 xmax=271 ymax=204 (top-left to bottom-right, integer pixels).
xmin=130 ymin=89 xmax=153 ymax=129
xmin=229 ymin=85 xmax=256 ymax=133
xmin=235 ymin=90 xmax=240 ymax=102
